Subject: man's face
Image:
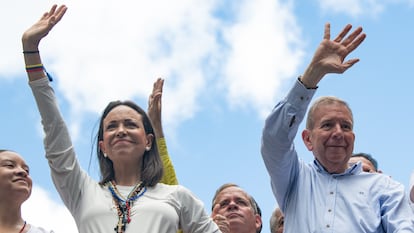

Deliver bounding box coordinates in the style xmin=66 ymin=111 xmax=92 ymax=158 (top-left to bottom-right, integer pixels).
xmin=213 ymin=186 xmax=261 ymax=233
xmin=302 ymin=103 xmax=355 ymax=174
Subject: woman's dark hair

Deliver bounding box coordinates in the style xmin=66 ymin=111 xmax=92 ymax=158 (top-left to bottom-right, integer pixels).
xmin=96 ymin=100 xmax=163 ymax=186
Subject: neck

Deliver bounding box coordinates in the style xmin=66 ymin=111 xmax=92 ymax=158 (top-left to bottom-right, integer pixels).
xmin=0 ymin=208 xmax=25 ymax=232
xmin=0 ymin=200 xmax=22 ymax=224
xmin=112 ymin=162 xmax=142 ymax=186
xmin=113 ymin=173 xmax=141 ymax=186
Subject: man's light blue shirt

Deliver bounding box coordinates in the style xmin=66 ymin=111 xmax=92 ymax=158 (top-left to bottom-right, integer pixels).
xmin=261 ymin=80 xmax=414 ymax=232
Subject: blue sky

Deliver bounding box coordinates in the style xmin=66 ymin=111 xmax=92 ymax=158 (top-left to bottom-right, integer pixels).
xmin=1 ymin=0 xmax=414 ymax=232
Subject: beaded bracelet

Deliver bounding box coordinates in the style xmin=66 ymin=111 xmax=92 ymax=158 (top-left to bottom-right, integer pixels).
xmin=23 ymin=50 xmax=40 ymax=54
xmin=25 ymin=63 xmax=53 ymax=82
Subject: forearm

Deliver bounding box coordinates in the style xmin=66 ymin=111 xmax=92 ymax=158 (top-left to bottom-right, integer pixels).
xmin=152 ymin=122 xmax=164 ymax=139
xmin=157 ymin=137 xmax=178 ymax=185
xmin=300 ymin=64 xmax=325 ymax=89
xmin=29 ymin=78 xmax=72 ymax=153
xmin=22 ymin=37 xmax=47 ymax=82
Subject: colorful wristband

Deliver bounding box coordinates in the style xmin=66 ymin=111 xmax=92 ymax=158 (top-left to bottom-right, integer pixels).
xmin=25 ymin=64 xmax=53 ymax=82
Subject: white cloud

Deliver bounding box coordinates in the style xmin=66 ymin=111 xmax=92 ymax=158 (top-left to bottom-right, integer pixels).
xmin=317 ymin=0 xmax=385 ymax=17
xmin=22 ymin=185 xmax=77 ymax=233
xmin=221 ymin=0 xmax=304 ymax=117
xmin=0 ymin=0 xmax=304 ymax=134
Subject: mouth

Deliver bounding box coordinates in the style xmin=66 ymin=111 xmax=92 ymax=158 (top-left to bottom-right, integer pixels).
xmin=113 ymin=139 xmax=133 ymax=145
xmin=226 ymin=212 xmax=243 ymax=219
xmin=13 ymin=178 xmax=29 ymax=185
xmin=327 ymin=144 xmax=346 ymax=148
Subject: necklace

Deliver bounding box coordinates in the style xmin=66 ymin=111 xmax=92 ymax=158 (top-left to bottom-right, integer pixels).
xmin=107 ymin=181 xmax=146 ymax=233
xmin=19 ymin=221 xmax=26 ymax=233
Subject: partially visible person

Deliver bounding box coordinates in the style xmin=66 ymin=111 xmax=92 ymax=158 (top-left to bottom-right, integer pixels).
xmin=261 ymin=22 xmax=414 ymax=232
xmin=23 ymin=5 xmax=220 ymax=233
xmin=0 ymin=149 xmax=53 ymax=233
xmin=147 ymin=77 xmax=178 ymax=185
xmin=211 ymin=183 xmax=262 ymax=233
xmin=148 ymin=78 xmax=183 ymax=233
xmin=269 ymin=207 xmax=284 ymax=233
xmin=348 ymin=152 xmax=382 ymax=173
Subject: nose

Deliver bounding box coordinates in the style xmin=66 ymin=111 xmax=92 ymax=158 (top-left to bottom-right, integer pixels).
xmin=16 ymin=166 xmax=29 ymax=177
xmin=116 ymin=124 xmax=127 ymax=137
xmin=332 ymin=124 xmax=344 ymax=138
xmin=227 ymin=200 xmax=239 ymax=211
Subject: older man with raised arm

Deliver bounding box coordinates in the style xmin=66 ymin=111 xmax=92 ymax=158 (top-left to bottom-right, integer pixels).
xmin=261 ymin=23 xmax=414 ymax=232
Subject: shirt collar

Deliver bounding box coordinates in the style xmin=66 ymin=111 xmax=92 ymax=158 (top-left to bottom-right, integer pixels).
xmin=312 ymin=159 xmax=362 ymax=177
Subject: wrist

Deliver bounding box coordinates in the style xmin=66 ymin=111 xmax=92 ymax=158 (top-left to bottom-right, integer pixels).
xmin=300 ymin=65 xmax=324 ymax=88
xmin=22 ymin=37 xmax=40 ymax=51
xmin=298 ymin=76 xmax=318 ymax=90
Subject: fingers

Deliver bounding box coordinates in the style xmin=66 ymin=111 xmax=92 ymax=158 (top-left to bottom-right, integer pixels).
xmin=212 ymin=203 xmax=221 ymax=217
xmin=154 ymin=78 xmax=164 ymax=92
xmin=148 ymin=78 xmax=164 ymax=104
xmin=343 ymin=58 xmax=360 ymax=69
xmin=345 ymin=32 xmax=366 ymax=54
xmin=40 ymin=4 xmax=67 ymax=27
xmin=333 ymin=24 xmax=352 ymax=43
xmin=53 ymin=5 xmax=68 ymax=25
xmin=333 ymin=24 xmax=366 ymax=52
xmin=212 ymin=204 xmax=230 ymax=233
xmin=212 ymin=214 xmax=230 ymax=233
xmin=323 ymin=23 xmax=331 ymax=40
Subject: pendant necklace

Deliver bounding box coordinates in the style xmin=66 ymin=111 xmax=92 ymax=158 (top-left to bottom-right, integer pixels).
xmin=19 ymin=221 xmax=26 ymax=233
xmin=107 ymin=180 xmax=147 ymax=233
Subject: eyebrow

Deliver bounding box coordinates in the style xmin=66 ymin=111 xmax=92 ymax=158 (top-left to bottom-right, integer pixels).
xmin=0 ymin=159 xmax=30 ymax=168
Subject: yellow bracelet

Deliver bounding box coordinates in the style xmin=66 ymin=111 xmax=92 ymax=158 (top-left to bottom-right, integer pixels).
xmin=25 ymin=63 xmax=43 ymax=69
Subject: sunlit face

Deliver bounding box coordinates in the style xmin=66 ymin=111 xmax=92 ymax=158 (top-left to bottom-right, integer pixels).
xmin=99 ymin=105 xmax=153 ymax=166
xmin=349 ymin=157 xmax=376 ymax=173
xmin=213 ymin=186 xmax=261 ymax=233
xmin=0 ymin=151 xmax=32 ymax=201
xmin=302 ymin=103 xmax=355 ymax=174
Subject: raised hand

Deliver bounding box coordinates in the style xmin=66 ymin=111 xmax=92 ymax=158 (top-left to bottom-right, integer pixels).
xmin=22 ymin=4 xmax=67 ymax=51
xmin=301 ymin=23 xmax=366 ymax=88
xmin=148 ymin=78 xmax=164 ymax=138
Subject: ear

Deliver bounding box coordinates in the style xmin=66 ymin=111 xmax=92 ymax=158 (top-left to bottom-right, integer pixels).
xmin=255 ymin=214 xmax=262 ymax=232
xmin=98 ymin=140 xmax=106 ymax=154
xmin=302 ymin=129 xmax=313 ymax=151
xmin=146 ymin=133 xmax=154 ymax=149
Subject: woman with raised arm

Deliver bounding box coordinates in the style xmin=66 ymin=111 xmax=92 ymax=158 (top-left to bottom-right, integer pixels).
xmin=22 ymin=5 xmax=220 ymax=233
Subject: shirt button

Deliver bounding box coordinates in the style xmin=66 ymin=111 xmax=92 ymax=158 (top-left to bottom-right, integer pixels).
xmin=328 ymin=209 xmax=332 ymax=212
xmin=330 ymin=191 xmax=334 ymax=195
xmin=326 ymin=224 xmax=330 ymax=228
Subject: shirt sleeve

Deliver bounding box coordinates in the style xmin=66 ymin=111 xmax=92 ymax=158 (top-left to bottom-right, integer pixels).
xmin=29 ymin=77 xmax=88 ymax=213
xmin=177 ymin=186 xmax=221 ymax=233
xmin=157 ymin=137 xmax=179 ymax=185
xmin=261 ymin=79 xmax=316 ymax=210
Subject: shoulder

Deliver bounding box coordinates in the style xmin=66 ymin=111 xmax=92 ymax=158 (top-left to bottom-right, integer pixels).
xmin=27 ymin=224 xmax=53 ymax=233
xmin=148 ymin=183 xmax=198 ymax=200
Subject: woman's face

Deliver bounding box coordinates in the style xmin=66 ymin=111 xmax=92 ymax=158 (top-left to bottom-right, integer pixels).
xmin=0 ymin=151 xmax=32 ymax=200
xmin=99 ymin=105 xmax=153 ymax=166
